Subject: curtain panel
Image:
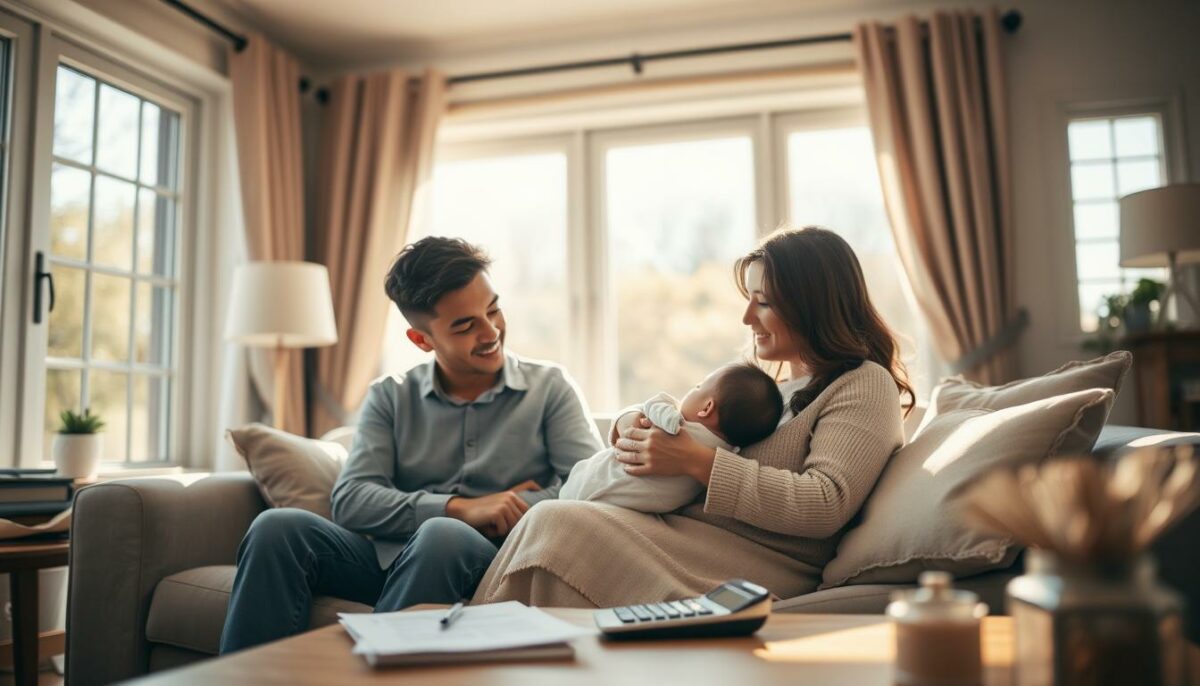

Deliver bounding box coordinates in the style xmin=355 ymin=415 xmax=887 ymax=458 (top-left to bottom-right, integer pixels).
xmin=854 ymin=9 xmax=1020 ymax=384
xmin=312 ymin=70 xmax=446 ymax=436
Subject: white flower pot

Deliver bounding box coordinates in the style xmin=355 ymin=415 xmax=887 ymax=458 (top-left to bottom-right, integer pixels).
xmin=52 ymin=433 xmax=102 ymax=479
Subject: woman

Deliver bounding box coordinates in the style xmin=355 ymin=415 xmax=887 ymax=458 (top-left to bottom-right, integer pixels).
xmin=472 ymin=226 xmax=915 ymax=607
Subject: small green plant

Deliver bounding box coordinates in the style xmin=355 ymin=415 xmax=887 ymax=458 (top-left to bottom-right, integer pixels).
xmin=58 ymin=408 xmax=105 ymax=434
xmin=1128 ymin=278 xmax=1165 ymax=308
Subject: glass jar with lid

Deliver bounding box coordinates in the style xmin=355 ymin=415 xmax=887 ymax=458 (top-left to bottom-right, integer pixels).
xmin=886 ymin=570 xmax=988 ymax=686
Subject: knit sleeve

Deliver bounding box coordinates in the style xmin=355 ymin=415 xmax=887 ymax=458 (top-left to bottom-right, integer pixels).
xmin=702 ymin=367 xmax=902 ymax=539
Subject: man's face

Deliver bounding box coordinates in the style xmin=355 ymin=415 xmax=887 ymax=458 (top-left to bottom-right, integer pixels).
xmin=407 ymin=272 xmax=507 ymax=379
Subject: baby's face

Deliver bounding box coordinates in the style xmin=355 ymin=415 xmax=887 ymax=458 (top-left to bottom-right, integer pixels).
xmin=679 ymin=368 xmax=725 ymax=424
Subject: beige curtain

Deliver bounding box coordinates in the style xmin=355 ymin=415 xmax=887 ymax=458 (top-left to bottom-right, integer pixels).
xmin=229 ymin=34 xmax=309 ymax=435
xmin=854 ymin=9 xmax=1020 ymax=384
xmin=311 ymin=70 xmax=446 ymax=436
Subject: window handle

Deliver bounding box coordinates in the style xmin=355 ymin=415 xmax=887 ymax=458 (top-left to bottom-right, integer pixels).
xmin=32 ymin=251 xmax=55 ymax=324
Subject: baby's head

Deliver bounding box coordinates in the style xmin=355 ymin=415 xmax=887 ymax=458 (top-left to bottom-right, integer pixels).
xmin=679 ymin=363 xmax=784 ymax=448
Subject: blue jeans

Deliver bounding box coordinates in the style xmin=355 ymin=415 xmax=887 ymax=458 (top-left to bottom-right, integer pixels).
xmin=218 ymin=508 xmax=498 ymax=654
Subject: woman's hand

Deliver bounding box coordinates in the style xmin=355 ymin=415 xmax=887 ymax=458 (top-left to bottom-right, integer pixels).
xmin=613 ymin=418 xmax=717 ymax=485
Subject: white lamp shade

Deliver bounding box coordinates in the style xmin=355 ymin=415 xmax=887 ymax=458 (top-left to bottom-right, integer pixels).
xmin=225 ymin=261 xmax=338 ymax=348
xmin=1119 ymin=183 xmax=1200 ymax=268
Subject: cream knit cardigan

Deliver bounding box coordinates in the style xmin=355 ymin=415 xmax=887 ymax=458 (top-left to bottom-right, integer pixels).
xmin=473 ymin=361 xmax=904 ymax=608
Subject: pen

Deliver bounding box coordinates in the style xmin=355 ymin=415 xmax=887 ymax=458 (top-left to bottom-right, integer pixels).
xmin=439 ymin=601 xmax=465 ymax=630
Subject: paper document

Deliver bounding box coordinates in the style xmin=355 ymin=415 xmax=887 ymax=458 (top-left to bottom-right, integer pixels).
xmin=339 ymin=601 xmax=593 ymax=657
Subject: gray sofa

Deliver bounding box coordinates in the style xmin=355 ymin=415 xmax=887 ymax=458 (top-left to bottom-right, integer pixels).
xmin=65 ymin=424 xmax=1200 ymax=686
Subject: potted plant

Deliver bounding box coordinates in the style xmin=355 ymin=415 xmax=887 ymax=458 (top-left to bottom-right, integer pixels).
xmin=52 ymin=408 xmax=105 ymax=479
xmin=1123 ymin=278 xmax=1165 ymax=334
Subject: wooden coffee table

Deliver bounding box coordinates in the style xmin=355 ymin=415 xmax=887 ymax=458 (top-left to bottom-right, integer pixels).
xmin=127 ymin=610 xmax=1015 ymax=685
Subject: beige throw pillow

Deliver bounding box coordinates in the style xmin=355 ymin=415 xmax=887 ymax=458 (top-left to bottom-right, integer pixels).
xmin=226 ymin=423 xmax=348 ymax=520
xmin=915 ymin=351 xmax=1131 ymax=453
xmin=821 ymin=388 xmax=1114 ymax=589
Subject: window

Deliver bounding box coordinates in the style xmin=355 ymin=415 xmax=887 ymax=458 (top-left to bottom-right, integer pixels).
xmin=1067 ymin=113 xmax=1169 ymax=331
xmin=41 ymin=64 xmax=182 ymax=462
xmin=390 ymin=110 xmax=934 ymax=411
xmin=600 ymin=134 xmax=757 ymax=406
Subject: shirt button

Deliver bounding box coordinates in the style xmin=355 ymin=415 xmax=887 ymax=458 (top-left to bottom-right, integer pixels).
xmin=466 ymin=440 xmax=476 ymax=448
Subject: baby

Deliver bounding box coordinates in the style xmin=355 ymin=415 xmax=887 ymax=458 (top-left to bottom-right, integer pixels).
xmin=560 ymin=363 xmax=783 ymax=513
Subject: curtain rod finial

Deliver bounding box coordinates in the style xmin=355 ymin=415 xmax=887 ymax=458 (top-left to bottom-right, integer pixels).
xmin=1001 ymin=9 xmax=1022 ymax=34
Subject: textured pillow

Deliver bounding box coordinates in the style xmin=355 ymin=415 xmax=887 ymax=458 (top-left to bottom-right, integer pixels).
xmin=914 ymin=350 xmax=1131 ymax=452
xmin=821 ymin=388 xmax=1114 ymax=589
xmin=226 ymin=423 xmax=348 ymax=520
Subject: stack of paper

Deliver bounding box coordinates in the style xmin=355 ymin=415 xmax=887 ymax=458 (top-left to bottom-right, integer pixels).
xmin=339 ymin=601 xmax=594 ymax=667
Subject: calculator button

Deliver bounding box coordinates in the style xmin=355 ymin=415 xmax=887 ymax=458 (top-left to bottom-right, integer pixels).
xmin=671 ymin=601 xmax=695 ymax=617
xmin=630 ymin=605 xmax=652 ymax=621
xmin=614 ymin=607 xmax=637 ymax=623
xmin=646 ymin=604 xmax=667 ymax=620
xmin=686 ymin=599 xmax=711 ymax=614
xmin=660 ymin=603 xmax=681 ymax=618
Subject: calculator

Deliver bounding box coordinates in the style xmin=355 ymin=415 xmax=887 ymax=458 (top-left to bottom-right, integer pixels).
xmin=594 ymin=579 xmax=771 ymax=639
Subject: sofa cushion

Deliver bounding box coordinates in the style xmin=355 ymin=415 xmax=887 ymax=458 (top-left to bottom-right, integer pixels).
xmin=227 ymin=423 xmax=348 ymax=520
xmin=821 ymin=388 xmax=1114 ymax=589
xmin=915 ymin=351 xmax=1130 ymax=451
xmin=777 ymin=568 xmax=1016 ymax=616
xmin=145 ymin=565 xmax=372 ymax=655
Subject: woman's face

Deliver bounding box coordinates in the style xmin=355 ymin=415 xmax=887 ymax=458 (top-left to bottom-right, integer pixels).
xmin=742 ymin=260 xmax=801 ymax=363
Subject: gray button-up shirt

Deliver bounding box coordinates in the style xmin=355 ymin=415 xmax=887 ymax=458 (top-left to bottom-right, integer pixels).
xmin=331 ymin=354 xmax=601 ymax=566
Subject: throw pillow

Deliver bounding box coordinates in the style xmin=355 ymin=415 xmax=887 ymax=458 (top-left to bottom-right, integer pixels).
xmin=821 ymin=387 xmax=1114 ymax=589
xmin=914 ymin=350 xmax=1131 ymax=452
xmin=226 ymin=423 xmax=348 ymax=520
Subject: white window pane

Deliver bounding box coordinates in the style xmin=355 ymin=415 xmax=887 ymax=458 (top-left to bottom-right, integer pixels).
xmin=135 ymin=283 xmax=172 ymax=365
xmin=49 ymin=164 xmax=90 ymax=261
xmin=42 ymin=369 xmax=82 ymax=461
xmin=130 ymin=376 xmax=169 ymax=461
xmin=1072 ymin=201 xmax=1118 ymax=241
xmin=88 ymin=370 xmax=128 ymax=460
xmin=90 ymin=273 xmax=132 ymax=362
xmin=1124 ymin=267 xmax=1168 ymax=284
xmin=1114 ymin=116 xmax=1159 ymax=158
xmin=140 ymin=102 xmax=160 ymax=185
xmin=396 ymin=152 xmax=570 ymax=374
xmin=1070 ymin=161 xmax=1115 ymax=201
xmin=1076 ymin=242 xmax=1121 ymax=281
xmin=1116 ymin=159 xmax=1161 ymax=197
xmin=53 ymin=66 xmax=95 ymax=164
xmin=1068 ymin=119 xmax=1112 ymax=161
xmin=93 ymin=175 xmax=136 ymax=270
xmin=47 ymin=266 xmax=85 ymax=359
xmin=606 ymin=136 xmax=755 ymax=407
xmin=137 ymin=190 xmax=175 ymax=276
xmin=96 ymin=84 xmax=140 ymax=179
xmin=788 ymin=126 xmax=936 ymax=397
xmin=1078 ymin=280 xmax=1120 ymax=332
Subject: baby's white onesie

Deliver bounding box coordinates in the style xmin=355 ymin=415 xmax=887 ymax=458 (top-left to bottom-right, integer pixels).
xmin=559 ymin=392 xmax=734 ymax=513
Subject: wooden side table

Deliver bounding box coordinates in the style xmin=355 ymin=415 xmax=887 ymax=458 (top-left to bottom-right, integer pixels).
xmin=0 ymin=540 xmax=69 ymax=686
xmin=1123 ymin=331 xmax=1200 ymax=431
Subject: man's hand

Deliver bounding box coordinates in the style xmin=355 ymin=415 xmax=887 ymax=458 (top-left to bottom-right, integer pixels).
xmin=445 ymin=480 xmax=541 ymax=537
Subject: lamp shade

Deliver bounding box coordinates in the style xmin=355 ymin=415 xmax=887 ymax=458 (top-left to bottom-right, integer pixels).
xmin=1119 ymin=183 xmax=1200 ymax=268
xmin=225 ymin=261 xmax=338 ymax=348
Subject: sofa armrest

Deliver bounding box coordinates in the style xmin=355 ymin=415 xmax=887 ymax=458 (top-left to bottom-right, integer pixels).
xmin=66 ymin=472 xmax=266 ymax=686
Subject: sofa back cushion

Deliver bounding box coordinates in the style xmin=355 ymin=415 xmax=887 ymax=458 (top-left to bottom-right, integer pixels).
xmin=821 ymin=388 xmax=1114 ymax=589
xmin=914 ymin=351 xmax=1130 ymax=451
xmin=226 ymin=423 xmax=347 ymax=520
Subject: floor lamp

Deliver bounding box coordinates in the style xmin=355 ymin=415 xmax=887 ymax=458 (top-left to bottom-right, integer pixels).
xmin=225 ymin=261 xmax=338 ymax=429
xmin=1120 ymin=183 xmax=1200 ymax=328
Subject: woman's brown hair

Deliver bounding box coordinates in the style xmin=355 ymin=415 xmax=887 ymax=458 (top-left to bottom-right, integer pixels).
xmin=735 ymin=225 xmax=915 ymax=416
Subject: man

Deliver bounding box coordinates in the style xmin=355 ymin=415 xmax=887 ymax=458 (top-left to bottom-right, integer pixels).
xmin=219 ymin=237 xmax=601 ymax=653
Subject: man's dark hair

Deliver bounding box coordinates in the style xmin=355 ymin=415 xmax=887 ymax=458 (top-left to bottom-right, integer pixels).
xmin=384 ymin=237 xmax=491 ymax=329
xmin=714 ymin=363 xmax=784 ymax=448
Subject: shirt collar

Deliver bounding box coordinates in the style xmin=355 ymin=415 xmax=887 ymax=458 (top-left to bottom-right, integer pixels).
xmin=419 ymin=354 xmax=528 ymax=403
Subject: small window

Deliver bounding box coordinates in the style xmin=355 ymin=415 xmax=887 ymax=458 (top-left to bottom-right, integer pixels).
xmin=1067 ymin=113 xmax=1169 ymax=331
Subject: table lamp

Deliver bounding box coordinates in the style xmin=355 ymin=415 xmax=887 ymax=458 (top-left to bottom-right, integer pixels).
xmin=1119 ymin=183 xmax=1200 ymax=327
xmin=225 ymin=261 xmax=338 ymax=429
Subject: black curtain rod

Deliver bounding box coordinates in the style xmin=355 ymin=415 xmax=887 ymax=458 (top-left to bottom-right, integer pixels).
xmin=162 ymin=1 xmax=1021 ymax=93
xmin=450 ymin=9 xmax=1021 ymax=85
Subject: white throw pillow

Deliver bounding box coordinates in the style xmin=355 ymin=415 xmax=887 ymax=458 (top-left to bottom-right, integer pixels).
xmin=227 ymin=423 xmax=348 ymax=520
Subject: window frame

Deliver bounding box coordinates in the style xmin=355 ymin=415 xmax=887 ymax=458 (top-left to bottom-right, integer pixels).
xmin=1053 ymin=94 xmax=1188 ymax=343
xmin=16 ymin=32 xmax=199 ymax=467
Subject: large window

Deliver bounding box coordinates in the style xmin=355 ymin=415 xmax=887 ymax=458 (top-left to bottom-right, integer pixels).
xmin=390 ymin=110 xmax=933 ymax=411
xmin=40 ymin=64 xmax=181 ymax=462
xmin=1067 ymin=113 xmax=1169 ymax=331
